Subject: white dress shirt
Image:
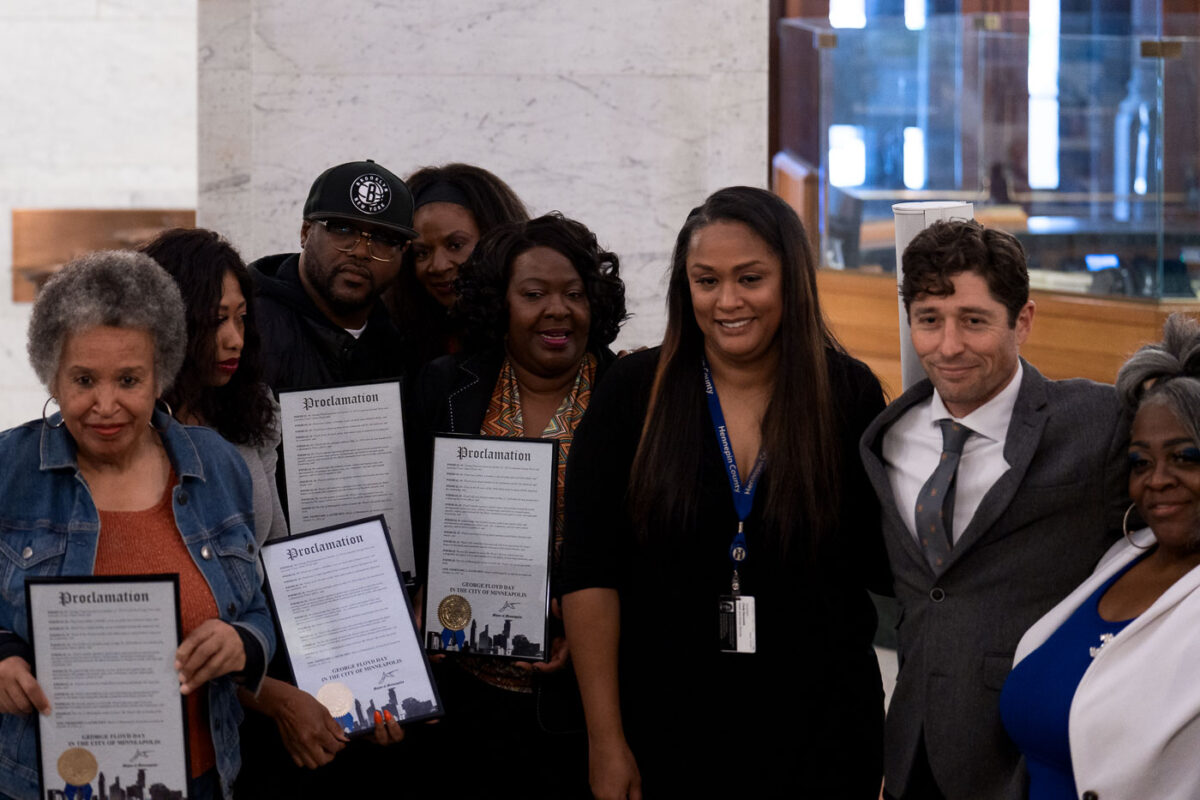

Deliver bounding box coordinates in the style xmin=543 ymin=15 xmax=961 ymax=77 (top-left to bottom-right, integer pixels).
xmin=882 ymin=362 xmax=1023 ymax=544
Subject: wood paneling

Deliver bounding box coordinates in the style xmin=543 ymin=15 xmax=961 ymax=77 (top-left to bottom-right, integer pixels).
xmin=776 ymin=13 xmax=825 ymax=167
xmin=773 ymin=152 xmax=821 ymax=259
xmin=1165 ymin=0 xmax=1200 ymax=18
xmin=12 ymin=209 xmax=195 ymax=302
xmin=783 ymin=0 xmax=828 ymax=17
xmin=817 ymin=268 xmax=1200 ymax=397
xmin=818 ymin=269 xmax=904 ymax=399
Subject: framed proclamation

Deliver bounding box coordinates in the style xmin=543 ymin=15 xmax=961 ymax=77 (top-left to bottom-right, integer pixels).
xmin=260 ymin=516 xmax=442 ymax=736
xmin=425 ymin=434 xmax=556 ymax=661
xmin=26 ymin=575 xmax=189 ymax=800
xmin=277 ymin=380 xmax=416 ymax=579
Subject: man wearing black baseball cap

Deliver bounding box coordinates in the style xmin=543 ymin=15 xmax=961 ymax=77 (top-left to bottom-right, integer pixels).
xmin=241 ymin=160 xmax=413 ymax=793
xmin=250 ymin=159 xmax=417 ymax=391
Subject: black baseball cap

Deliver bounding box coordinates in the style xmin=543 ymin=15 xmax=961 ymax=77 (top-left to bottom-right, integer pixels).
xmin=303 ymin=159 xmax=418 ymax=238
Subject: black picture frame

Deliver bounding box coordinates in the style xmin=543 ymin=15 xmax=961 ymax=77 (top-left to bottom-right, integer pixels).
xmin=425 ymin=432 xmax=557 ymax=663
xmin=259 ymin=514 xmax=443 ymax=737
xmin=25 ymin=574 xmax=189 ymax=800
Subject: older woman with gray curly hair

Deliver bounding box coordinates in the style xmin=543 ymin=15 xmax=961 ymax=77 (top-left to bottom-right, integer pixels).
xmin=0 ymin=251 xmax=275 ymax=800
xmin=1000 ymin=312 xmax=1200 ymax=800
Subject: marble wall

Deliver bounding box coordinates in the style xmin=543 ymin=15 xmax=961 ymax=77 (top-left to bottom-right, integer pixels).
xmin=0 ymin=0 xmax=197 ymax=428
xmin=0 ymin=1 xmax=766 ymax=429
xmin=199 ymin=0 xmax=770 ymax=350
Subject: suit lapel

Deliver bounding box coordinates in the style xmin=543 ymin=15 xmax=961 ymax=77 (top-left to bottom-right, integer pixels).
xmin=944 ymin=360 xmax=1049 ymax=567
xmin=861 ymin=379 xmax=938 ymax=574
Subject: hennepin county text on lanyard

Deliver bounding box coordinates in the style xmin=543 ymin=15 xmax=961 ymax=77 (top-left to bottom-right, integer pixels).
xmin=702 ymin=358 xmax=761 ymax=653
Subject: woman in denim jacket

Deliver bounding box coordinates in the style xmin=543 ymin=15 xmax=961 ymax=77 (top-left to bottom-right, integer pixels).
xmin=0 ymin=251 xmax=275 ymax=800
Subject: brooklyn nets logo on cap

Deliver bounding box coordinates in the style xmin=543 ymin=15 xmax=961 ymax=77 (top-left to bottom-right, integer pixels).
xmin=349 ymin=173 xmax=391 ymax=214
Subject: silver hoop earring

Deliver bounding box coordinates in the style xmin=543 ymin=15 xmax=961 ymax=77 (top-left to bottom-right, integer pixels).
xmin=1123 ymin=503 xmax=1155 ymax=550
xmin=150 ymin=398 xmax=174 ymax=432
xmin=41 ymin=397 xmax=65 ymax=429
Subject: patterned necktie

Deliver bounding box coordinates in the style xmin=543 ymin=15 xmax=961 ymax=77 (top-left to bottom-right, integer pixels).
xmin=914 ymin=419 xmax=973 ymax=570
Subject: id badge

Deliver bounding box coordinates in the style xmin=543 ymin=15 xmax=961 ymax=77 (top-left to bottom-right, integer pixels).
xmin=718 ymin=594 xmax=756 ymax=653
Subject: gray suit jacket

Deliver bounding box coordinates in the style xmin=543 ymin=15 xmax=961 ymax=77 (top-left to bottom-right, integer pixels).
xmin=859 ymin=359 xmax=1128 ymax=800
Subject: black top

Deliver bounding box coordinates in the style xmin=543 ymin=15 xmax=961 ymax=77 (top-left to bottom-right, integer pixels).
xmin=559 ymin=347 xmax=889 ymax=796
xmin=249 ymin=253 xmax=407 ymax=392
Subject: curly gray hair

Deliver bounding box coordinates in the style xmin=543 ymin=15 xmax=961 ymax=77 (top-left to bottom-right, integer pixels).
xmin=28 ymin=250 xmax=187 ymax=394
xmin=1116 ymin=313 xmax=1200 ymax=446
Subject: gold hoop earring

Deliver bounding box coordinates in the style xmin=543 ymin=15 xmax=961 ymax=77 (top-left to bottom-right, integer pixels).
xmin=41 ymin=397 xmax=65 ymax=429
xmin=1123 ymin=503 xmax=1155 ymax=550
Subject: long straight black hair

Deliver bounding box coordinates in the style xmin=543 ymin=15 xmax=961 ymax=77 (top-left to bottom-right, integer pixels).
xmin=628 ymin=187 xmax=842 ymax=560
xmin=142 ymin=228 xmax=275 ymax=446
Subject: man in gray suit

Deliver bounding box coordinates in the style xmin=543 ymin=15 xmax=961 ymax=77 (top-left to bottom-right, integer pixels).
xmin=860 ymin=220 xmax=1127 ymax=800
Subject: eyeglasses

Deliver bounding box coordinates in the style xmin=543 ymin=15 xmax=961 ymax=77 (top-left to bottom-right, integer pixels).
xmin=313 ymin=219 xmax=409 ymax=262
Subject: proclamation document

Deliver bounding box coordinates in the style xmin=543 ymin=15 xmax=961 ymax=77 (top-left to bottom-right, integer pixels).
xmin=278 ymin=381 xmax=416 ymax=577
xmin=26 ymin=576 xmax=188 ymax=800
xmin=260 ymin=517 xmax=441 ymax=736
xmin=425 ymin=434 xmax=555 ymax=660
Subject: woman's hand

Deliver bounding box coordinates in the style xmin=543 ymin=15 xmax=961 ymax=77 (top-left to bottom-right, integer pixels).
xmin=529 ymin=635 xmax=569 ymax=673
xmin=175 ymin=619 xmax=246 ymax=694
xmin=562 ymin=588 xmax=636 ymax=799
xmin=519 ymin=600 xmax=569 ymax=674
xmin=0 ymin=656 xmax=50 ymax=715
xmin=371 ymin=708 xmax=405 ymax=746
xmin=280 ymin=697 xmax=348 ymax=768
xmin=588 ymin=735 xmax=642 ymax=800
xmin=511 ymin=635 xmax=568 ymax=674
xmin=264 ymin=680 xmax=349 ymax=768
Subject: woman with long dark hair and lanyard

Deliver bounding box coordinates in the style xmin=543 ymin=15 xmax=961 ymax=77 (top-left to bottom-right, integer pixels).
xmin=560 ymin=187 xmax=891 ymax=798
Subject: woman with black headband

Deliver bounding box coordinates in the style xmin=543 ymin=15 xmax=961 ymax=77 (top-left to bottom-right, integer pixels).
xmin=386 ymin=163 xmax=529 ymax=374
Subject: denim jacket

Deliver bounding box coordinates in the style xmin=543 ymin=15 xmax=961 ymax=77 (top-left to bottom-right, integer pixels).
xmin=0 ymin=409 xmax=275 ymax=800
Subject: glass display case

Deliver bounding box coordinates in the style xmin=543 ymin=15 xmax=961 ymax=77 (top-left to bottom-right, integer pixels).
xmin=779 ymin=13 xmax=1200 ymax=301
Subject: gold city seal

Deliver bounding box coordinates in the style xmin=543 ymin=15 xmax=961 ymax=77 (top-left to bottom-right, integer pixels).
xmin=57 ymin=747 xmax=98 ymax=787
xmin=437 ymin=594 xmax=472 ymax=631
xmin=316 ymin=681 xmax=355 ymax=718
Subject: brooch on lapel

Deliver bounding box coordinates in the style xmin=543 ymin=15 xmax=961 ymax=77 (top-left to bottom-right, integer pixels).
xmin=1088 ymin=632 xmax=1116 ymax=658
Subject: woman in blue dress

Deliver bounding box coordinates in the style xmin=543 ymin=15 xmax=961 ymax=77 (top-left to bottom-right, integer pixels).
xmin=1001 ymin=313 xmax=1200 ymax=800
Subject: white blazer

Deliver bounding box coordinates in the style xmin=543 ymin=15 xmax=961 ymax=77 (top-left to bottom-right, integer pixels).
xmin=1012 ymin=528 xmax=1200 ymax=800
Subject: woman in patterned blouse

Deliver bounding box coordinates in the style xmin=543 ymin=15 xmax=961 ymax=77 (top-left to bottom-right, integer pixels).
xmin=408 ymin=212 xmax=627 ymax=798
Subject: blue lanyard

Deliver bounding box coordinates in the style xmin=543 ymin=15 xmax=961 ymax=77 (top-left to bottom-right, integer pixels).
xmin=702 ymin=358 xmax=766 ymax=577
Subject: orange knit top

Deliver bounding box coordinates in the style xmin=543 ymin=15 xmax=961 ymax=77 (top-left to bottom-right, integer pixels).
xmin=93 ymin=471 xmax=218 ymax=779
